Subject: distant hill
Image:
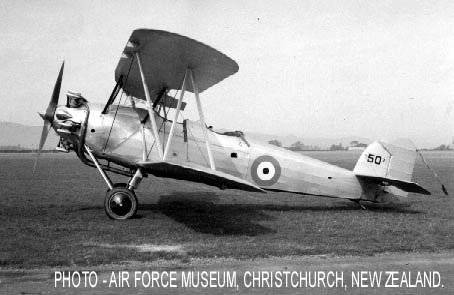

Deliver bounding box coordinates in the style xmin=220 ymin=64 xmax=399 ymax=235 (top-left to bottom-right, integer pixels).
xmin=0 ymin=121 xmax=58 ymax=150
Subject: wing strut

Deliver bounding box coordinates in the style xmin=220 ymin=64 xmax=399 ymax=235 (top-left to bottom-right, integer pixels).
xmin=141 ymin=124 xmax=148 ymax=161
xmin=135 ymin=52 xmax=164 ymax=159
xmin=159 ymin=68 xmax=215 ymax=170
xmin=163 ymin=70 xmax=187 ymax=160
xmin=128 ymin=96 xmax=148 ymax=161
xmin=189 ymin=70 xmax=215 ymax=170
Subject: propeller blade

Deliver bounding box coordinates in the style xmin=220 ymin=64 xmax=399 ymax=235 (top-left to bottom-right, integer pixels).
xmin=33 ymin=120 xmax=51 ymax=173
xmin=44 ymin=61 xmax=64 ymax=121
xmin=34 ymin=61 xmax=65 ymax=173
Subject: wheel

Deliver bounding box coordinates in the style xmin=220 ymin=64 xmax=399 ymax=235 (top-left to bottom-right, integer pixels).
xmin=104 ymin=185 xmax=138 ymax=220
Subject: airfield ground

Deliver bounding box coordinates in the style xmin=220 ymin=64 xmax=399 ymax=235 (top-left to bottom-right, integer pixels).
xmin=0 ymin=151 xmax=453 ymax=294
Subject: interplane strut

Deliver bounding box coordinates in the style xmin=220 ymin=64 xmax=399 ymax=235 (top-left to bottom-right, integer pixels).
xmin=135 ymin=52 xmax=163 ymax=159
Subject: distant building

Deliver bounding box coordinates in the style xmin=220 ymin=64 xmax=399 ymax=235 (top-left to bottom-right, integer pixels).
xmin=348 ymin=141 xmax=367 ymax=151
xmin=285 ymin=141 xmax=322 ymax=151
xmin=268 ymin=139 xmax=282 ymax=147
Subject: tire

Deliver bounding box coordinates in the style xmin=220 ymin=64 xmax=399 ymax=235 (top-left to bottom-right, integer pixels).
xmin=104 ymin=185 xmax=138 ymax=220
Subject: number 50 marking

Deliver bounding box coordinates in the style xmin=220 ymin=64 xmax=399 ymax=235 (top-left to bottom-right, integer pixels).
xmin=367 ymin=153 xmax=383 ymax=165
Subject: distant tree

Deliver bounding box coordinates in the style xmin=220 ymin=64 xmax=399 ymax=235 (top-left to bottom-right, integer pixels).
xmin=433 ymin=144 xmax=449 ymax=151
xmin=329 ymin=143 xmax=345 ymax=151
xmin=268 ymin=139 xmax=282 ymax=147
xmin=285 ymin=141 xmax=306 ymax=151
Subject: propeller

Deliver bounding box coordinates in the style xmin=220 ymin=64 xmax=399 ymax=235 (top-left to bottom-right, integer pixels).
xmin=34 ymin=61 xmax=64 ymax=172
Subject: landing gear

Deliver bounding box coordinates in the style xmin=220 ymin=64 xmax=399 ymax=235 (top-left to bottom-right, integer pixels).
xmin=84 ymin=145 xmax=145 ymax=220
xmin=351 ymin=199 xmax=367 ymax=210
xmin=105 ymin=184 xmax=138 ymax=220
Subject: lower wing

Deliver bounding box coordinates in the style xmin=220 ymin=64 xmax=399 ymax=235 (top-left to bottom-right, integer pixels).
xmin=137 ymin=161 xmax=264 ymax=193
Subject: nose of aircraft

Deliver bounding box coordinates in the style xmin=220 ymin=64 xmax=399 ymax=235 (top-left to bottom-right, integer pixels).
xmin=34 ymin=61 xmax=64 ymax=172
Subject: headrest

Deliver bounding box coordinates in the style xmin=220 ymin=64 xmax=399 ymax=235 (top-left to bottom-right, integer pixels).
xmin=67 ymin=90 xmax=84 ymax=99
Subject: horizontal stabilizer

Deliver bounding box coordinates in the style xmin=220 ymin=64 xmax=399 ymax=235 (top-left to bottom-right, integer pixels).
xmin=356 ymin=175 xmax=430 ymax=195
xmin=137 ymin=161 xmax=264 ymax=193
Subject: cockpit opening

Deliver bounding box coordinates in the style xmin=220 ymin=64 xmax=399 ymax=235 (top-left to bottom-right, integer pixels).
xmin=66 ymin=90 xmax=88 ymax=108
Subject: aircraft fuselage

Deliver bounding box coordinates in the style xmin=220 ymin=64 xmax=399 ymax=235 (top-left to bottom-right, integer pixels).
xmin=54 ymin=102 xmax=382 ymax=202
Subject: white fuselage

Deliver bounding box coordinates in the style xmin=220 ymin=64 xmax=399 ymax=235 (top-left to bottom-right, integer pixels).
xmin=67 ymin=103 xmax=379 ymax=201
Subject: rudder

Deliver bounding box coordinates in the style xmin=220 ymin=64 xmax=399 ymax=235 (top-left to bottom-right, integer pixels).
xmin=354 ymin=139 xmax=416 ymax=182
xmin=354 ymin=139 xmax=430 ymax=197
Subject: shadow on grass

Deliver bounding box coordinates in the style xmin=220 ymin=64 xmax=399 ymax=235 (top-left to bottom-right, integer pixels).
xmin=138 ymin=192 xmax=273 ymax=236
xmin=360 ymin=202 xmax=422 ymax=213
xmin=72 ymin=192 xmax=422 ymax=215
xmin=77 ymin=206 xmax=104 ymax=211
xmin=137 ymin=192 xmax=420 ymax=235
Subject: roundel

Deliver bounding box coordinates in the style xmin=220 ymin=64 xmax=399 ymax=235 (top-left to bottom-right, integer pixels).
xmin=251 ymin=155 xmax=281 ymax=186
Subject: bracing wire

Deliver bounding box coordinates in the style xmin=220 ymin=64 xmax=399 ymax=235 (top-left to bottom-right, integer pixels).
xmin=181 ymin=113 xmax=209 ymax=167
xmin=417 ymin=150 xmax=449 ymax=196
xmin=103 ymin=55 xmax=135 ymax=152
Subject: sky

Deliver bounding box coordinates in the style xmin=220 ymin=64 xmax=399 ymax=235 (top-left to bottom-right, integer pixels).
xmin=1 ymin=0 xmax=454 ymax=148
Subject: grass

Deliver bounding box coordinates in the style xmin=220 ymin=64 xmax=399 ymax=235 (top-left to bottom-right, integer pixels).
xmin=0 ymin=151 xmax=453 ymax=268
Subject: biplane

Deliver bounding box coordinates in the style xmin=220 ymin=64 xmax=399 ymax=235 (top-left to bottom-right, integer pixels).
xmin=36 ymin=29 xmax=430 ymax=220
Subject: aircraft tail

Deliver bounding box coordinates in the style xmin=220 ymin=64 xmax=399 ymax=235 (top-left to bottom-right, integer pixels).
xmin=353 ymin=139 xmax=430 ymax=199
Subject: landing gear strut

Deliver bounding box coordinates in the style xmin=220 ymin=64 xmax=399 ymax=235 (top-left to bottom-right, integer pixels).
xmin=84 ymin=145 xmax=144 ymax=220
xmin=351 ymin=199 xmax=367 ymax=210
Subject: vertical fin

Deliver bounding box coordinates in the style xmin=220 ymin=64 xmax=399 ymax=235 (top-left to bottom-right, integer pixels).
xmin=354 ymin=139 xmax=417 ymax=182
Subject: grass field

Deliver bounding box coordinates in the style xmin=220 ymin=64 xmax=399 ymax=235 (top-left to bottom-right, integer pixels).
xmin=0 ymin=151 xmax=453 ymax=268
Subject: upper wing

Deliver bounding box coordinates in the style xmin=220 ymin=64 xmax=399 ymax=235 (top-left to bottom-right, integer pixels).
xmin=115 ymin=29 xmax=239 ymax=100
xmin=137 ymin=161 xmax=264 ymax=193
